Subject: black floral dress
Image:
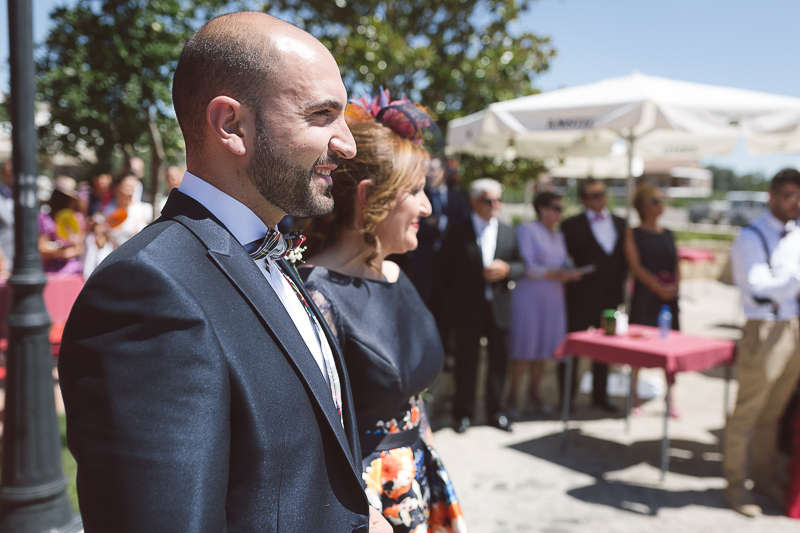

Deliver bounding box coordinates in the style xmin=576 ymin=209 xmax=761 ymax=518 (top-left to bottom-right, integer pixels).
xmin=301 ymin=267 xmax=468 ymax=533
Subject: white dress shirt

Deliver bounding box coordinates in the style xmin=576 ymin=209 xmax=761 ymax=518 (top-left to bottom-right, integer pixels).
xmin=472 ymin=212 xmax=498 ymax=300
xmin=178 ymin=171 xmax=333 ymax=385
xmin=730 ymin=211 xmax=800 ymax=321
xmin=586 ymin=207 xmax=617 ymax=255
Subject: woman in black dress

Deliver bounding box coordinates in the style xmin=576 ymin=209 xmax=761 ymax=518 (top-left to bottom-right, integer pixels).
xmin=300 ymin=92 xmax=468 ymax=533
xmin=624 ymin=183 xmax=680 ymax=416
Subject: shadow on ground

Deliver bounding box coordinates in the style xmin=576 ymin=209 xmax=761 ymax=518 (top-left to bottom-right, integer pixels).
xmin=507 ymin=428 xmax=785 ymax=516
xmin=510 ymin=428 xmax=724 ymax=479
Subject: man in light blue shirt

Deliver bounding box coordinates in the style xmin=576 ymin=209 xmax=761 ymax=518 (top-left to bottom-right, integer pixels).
xmin=725 ymin=168 xmax=800 ymax=517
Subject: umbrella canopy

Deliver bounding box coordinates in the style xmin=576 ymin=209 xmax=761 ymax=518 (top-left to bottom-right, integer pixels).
xmin=446 ymin=72 xmax=800 ymax=160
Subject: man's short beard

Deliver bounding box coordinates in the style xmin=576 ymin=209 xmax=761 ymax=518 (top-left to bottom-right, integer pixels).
xmin=246 ymin=114 xmax=336 ymax=218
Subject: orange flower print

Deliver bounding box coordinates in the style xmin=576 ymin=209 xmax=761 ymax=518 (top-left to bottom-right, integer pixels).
xmin=382 ymin=448 xmax=416 ymax=499
xmin=363 ymin=457 xmax=384 ymax=511
xmin=361 ymin=396 xmax=468 ymax=532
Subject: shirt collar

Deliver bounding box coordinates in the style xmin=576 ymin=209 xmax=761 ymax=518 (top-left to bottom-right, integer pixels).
xmin=471 ymin=211 xmax=496 ymax=233
xmin=178 ymin=171 xmax=270 ymax=246
xmin=586 ymin=207 xmax=610 ymax=222
xmin=764 ymin=210 xmax=796 ymax=235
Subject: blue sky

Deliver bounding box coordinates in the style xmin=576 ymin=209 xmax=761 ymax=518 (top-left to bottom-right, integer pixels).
xmin=2 ymin=0 xmax=800 ymax=175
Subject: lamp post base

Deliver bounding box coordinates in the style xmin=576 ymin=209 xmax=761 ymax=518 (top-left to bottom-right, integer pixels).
xmin=0 ymin=494 xmax=82 ymax=533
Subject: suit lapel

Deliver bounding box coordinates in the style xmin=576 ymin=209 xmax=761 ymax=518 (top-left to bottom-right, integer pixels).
xmin=494 ymin=223 xmax=509 ymax=260
xmin=277 ymin=259 xmax=362 ymax=470
xmin=612 ymin=216 xmax=626 ymax=255
xmin=463 ymin=220 xmax=482 ymax=266
xmin=161 ymin=192 xmax=360 ymax=480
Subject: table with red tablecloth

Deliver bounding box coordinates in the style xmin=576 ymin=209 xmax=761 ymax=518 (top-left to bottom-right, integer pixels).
xmin=555 ymin=324 xmax=736 ymax=478
xmin=678 ymin=247 xmax=717 ymax=291
xmin=677 ymin=247 xmax=717 ymax=264
xmin=0 ymin=273 xmax=84 ymax=379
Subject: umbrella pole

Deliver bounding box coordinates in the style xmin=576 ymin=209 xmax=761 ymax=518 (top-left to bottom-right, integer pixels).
xmin=625 ymin=135 xmax=636 ymax=223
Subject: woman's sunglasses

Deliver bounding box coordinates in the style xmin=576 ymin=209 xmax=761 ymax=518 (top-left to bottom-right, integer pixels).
xmin=545 ymin=204 xmax=563 ymax=212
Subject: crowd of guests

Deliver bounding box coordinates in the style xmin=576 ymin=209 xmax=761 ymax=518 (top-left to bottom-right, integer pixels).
xmin=402 ymin=174 xmax=681 ymax=432
xmin=413 ymin=164 xmax=800 ymax=521
xmin=0 ymin=159 xmax=184 ymax=279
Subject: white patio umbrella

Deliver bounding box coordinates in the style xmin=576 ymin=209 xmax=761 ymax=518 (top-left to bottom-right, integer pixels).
xmin=544 ymin=140 xmax=645 ymax=180
xmin=447 ymin=72 xmax=800 ymax=214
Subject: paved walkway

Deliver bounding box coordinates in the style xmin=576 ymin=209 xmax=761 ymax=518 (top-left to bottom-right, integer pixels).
xmin=430 ymin=278 xmax=800 ymax=532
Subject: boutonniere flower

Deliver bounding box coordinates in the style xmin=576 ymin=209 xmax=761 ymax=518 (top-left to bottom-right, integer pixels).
xmin=286 ymin=245 xmax=307 ymax=278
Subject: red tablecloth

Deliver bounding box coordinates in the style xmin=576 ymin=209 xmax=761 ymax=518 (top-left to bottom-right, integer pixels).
xmin=677 ymin=247 xmax=716 ymax=264
xmin=554 ymin=325 xmax=735 ymax=374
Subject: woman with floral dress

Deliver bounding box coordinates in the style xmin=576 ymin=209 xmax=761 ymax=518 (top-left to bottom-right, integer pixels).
xmin=301 ymin=90 xmax=468 ymax=533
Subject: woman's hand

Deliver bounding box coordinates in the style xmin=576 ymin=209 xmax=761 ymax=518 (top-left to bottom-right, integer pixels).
xmin=654 ymin=283 xmax=679 ymax=302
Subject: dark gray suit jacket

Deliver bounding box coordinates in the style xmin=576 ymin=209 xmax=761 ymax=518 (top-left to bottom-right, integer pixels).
xmin=58 ymin=190 xmax=369 ymax=532
xmin=438 ymin=217 xmax=524 ymax=330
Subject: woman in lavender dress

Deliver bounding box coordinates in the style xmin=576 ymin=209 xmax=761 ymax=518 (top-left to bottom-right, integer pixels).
xmin=508 ymin=192 xmax=581 ymax=416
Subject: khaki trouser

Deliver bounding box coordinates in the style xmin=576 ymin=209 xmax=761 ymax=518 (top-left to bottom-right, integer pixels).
xmin=723 ymin=319 xmax=800 ymax=489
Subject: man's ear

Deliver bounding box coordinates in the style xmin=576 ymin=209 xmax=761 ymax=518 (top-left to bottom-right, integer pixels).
xmin=207 ymin=96 xmax=249 ymax=157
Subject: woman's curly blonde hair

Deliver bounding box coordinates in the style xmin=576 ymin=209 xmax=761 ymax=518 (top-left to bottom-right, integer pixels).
xmin=303 ymin=119 xmax=430 ymax=270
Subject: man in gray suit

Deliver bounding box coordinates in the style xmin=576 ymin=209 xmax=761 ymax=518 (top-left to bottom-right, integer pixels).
xmin=59 ymin=13 xmax=389 ymax=533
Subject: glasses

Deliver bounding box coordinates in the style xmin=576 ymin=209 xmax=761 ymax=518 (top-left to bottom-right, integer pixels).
xmin=479 ymin=197 xmax=502 ymax=205
xmin=545 ymin=204 xmax=563 ymax=212
xmin=649 ymin=197 xmax=664 ymax=206
xmin=587 ymin=191 xmax=606 ymax=200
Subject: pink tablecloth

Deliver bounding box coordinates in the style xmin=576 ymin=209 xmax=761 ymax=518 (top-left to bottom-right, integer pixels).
xmin=554 ymin=325 xmax=735 ymax=374
xmin=41 ymin=273 xmax=85 ymax=324
xmin=0 ymin=273 xmax=84 ymax=356
xmin=678 ymin=247 xmax=716 ymax=264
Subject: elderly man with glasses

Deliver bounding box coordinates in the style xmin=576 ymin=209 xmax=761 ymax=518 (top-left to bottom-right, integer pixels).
xmin=438 ymin=178 xmax=524 ymax=433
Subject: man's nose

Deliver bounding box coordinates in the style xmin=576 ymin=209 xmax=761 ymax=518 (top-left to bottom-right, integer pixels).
xmin=330 ymin=118 xmax=356 ymax=159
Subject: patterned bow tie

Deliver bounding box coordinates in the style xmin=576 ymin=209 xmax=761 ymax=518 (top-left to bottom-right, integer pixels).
xmin=248 ymin=228 xmax=306 ymax=262
xmin=591 ymin=211 xmax=606 ymax=222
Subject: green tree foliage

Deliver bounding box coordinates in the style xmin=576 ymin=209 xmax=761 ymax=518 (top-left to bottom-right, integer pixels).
xmin=34 ymin=0 xmax=555 ymax=189
xmin=36 ymin=0 xmax=237 ymax=180
xmin=708 ymin=165 xmax=769 ymax=192
xmin=263 ymin=0 xmax=556 ymax=186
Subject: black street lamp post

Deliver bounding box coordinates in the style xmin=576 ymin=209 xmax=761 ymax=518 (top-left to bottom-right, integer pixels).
xmin=0 ymin=1 xmax=82 ymax=531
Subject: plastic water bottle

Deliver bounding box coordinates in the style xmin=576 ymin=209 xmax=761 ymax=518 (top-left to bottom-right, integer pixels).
xmin=658 ymin=305 xmax=672 ymax=339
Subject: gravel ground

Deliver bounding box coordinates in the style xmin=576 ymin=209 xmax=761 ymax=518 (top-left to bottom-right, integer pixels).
xmin=429 ymin=278 xmax=800 ymax=532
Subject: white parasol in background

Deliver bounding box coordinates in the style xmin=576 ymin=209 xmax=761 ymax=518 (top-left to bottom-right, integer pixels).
xmin=446 ymin=72 xmax=800 ymax=214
